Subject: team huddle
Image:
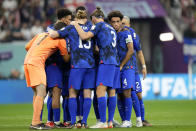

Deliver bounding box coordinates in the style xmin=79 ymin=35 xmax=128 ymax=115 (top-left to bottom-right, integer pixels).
xmin=24 ymin=6 xmax=151 ymax=130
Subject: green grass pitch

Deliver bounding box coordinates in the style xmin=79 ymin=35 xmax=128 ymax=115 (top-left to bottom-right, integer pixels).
xmin=0 ymin=100 xmax=196 ymax=131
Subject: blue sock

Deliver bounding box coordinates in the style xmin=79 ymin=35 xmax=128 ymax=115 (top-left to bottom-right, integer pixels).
xmin=53 ymin=108 xmax=60 ymax=122
xmin=76 ymin=96 xmax=80 ymax=117
xmin=139 ymin=99 xmax=145 ymax=121
xmin=79 ymin=92 xmax=84 ymax=117
xmin=124 ymin=97 xmax=132 ymax=121
xmin=108 ymin=96 xmax=116 ymax=122
xmin=69 ymin=98 xmax=77 ymax=124
xmin=98 ymin=97 xmax=107 ymax=123
xmin=132 ymin=91 xmax=141 ymax=117
xmin=117 ymin=98 xmax=125 ymax=121
xmin=93 ymin=92 xmax=100 ymax=119
xmin=62 ymin=97 xmax=69 ymax=122
xmin=47 ymin=96 xmax=53 ymax=121
xmin=82 ymin=98 xmax=91 ymax=124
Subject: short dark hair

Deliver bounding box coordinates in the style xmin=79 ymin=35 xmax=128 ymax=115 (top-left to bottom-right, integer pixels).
xmin=76 ymin=6 xmax=86 ymax=13
xmin=107 ymin=10 xmax=124 ymax=21
xmin=57 ymin=8 xmax=72 ymax=20
xmin=90 ymin=7 xmax=104 ymax=19
xmin=54 ymin=22 xmax=67 ymax=30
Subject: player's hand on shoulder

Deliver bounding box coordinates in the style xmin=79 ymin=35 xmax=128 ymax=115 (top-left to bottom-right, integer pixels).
xmin=49 ymin=29 xmax=58 ymax=38
xmin=70 ymin=21 xmax=78 ymax=26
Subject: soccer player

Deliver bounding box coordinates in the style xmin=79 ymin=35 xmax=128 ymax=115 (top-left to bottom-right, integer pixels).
xmin=107 ymin=10 xmax=136 ymax=127
xmin=70 ymin=7 xmax=120 ymax=128
xmin=49 ymin=10 xmax=96 ymax=129
xmin=73 ymin=6 xmax=93 ymax=128
xmin=122 ymin=16 xmax=152 ymax=127
xmin=24 ymin=22 xmax=69 ymax=130
xmin=45 ymin=8 xmax=72 ymax=128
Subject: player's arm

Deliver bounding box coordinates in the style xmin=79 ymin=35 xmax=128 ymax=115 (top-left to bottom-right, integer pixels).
xmin=137 ymin=50 xmax=147 ymax=80
xmin=120 ymin=34 xmax=134 ymax=70
xmin=134 ymin=34 xmax=147 ymax=80
xmin=71 ymin=21 xmax=94 ymax=40
xmin=120 ymin=42 xmax=134 ymax=70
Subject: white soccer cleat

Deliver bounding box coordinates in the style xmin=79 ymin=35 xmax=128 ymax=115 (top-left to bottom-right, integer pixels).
xmin=120 ymin=120 xmax=132 ymax=128
xmin=136 ymin=119 xmax=143 ymax=127
xmin=113 ymin=119 xmax=121 ymax=127
xmin=90 ymin=122 xmax=108 ymax=128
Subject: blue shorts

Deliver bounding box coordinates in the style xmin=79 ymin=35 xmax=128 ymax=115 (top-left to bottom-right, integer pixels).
xmin=68 ymin=68 xmax=96 ymax=90
xmin=135 ymin=72 xmax=142 ymax=93
xmin=117 ymin=68 xmax=135 ymax=93
xmin=45 ymin=64 xmax=62 ymax=89
xmin=96 ymin=64 xmax=120 ymax=89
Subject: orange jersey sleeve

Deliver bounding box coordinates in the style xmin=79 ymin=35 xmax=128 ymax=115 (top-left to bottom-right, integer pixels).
xmin=58 ymin=39 xmax=68 ymax=55
xmin=25 ymin=35 xmax=38 ymax=51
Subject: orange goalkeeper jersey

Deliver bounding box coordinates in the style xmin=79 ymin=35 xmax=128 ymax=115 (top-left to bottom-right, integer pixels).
xmin=24 ymin=32 xmax=67 ymax=67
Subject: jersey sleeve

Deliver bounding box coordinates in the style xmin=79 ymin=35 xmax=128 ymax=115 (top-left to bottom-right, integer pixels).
xmin=57 ymin=26 xmax=71 ymax=38
xmin=134 ymin=34 xmax=142 ymax=51
xmin=25 ymin=34 xmax=38 ymax=51
xmin=90 ymin=23 xmax=101 ymax=36
xmin=124 ymin=31 xmax=133 ymax=45
xmin=58 ymin=39 xmax=68 ymax=55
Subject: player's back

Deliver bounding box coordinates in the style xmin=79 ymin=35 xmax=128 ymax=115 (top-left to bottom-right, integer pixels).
xmin=24 ymin=32 xmax=66 ymax=67
xmin=58 ymin=23 xmax=95 ymax=68
xmin=91 ymin=22 xmax=119 ymax=65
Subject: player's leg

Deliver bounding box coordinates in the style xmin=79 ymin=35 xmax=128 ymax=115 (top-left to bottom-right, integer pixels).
xmin=62 ymin=74 xmax=71 ymax=126
xmin=132 ymin=72 xmax=143 ymax=127
xmin=45 ymin=89 xmax=54 ymax=128
xmin=76 ymin=90 xmax=84 ymax=128
xmin=135 ymin=73 xmax=152 ymax=127
xmin=52 ymin=86 xmax=65 ymax=128
xmin=137 ymin=92 xmax=152 ymax=126
xmin=91 ymin=64 xmax=116 ymax=128
xmin=120 ymin=69 xmax=135 ymax=128
xmin=67 ymin=68 xmax=84 ymax=128
xmin=107 ymin=89 xmax=116 ymax=128
xmin=81 ymin=68 xmax=95 ymax=128
xmin=93 ymin=90 xmax=100 ymax=122
xmin=30 ymin=84 xmax=52 ymax=130
xmin=117 ymin=93 xmax=125 ymax=122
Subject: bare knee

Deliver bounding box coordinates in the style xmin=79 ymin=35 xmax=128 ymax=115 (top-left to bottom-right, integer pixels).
xmin=108 ymin=89 xmax=116 ymax=97
xmin=69 ymin=88 xmax=77 ymax=98
xmin=123 ymin=89 xmax=131 ymax=98
xmin=83 ymin=89 xmax=91 ymax=98
xmin=52 ymin=87 xmax=61 ymax=108
xmin=137 ymin=92 xmax=142 ymax=100
xmin=96 ymin=85 xmax=107 ymax=97
xmin=36 ymin=84 xmax=47 ymax=98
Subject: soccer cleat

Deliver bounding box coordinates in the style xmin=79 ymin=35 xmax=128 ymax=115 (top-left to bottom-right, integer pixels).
xmin=30 ymin=123 xmax=52 ymax=130
xmin=63 ymin=121 xmax=71 ymax=127
xmin=90 ymin=122 xmax=108 ymax=128
xmin=136 ymin=119 xmax=143 ymax=127
xmin=108 ymin=121 xmax=113 ymax=128
xmin=113 ymin=119 xmax=120 ymax=127
xmin=76 ymin=120 xmax=82 ymax=128
xmin=54 ymin=123 xmax=66 ymax=128
xmin=119 ymin=120 xmax=132 ymax=128
xmin=142 ymin=120 xmax=152 ymax=127
xmin=65 ymin=123 xmax=77 ymax=129
xmin=45 ymin=121 xmax=55 ymax=128
xmin=81 ymin=123 xmax=89 ymax=129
